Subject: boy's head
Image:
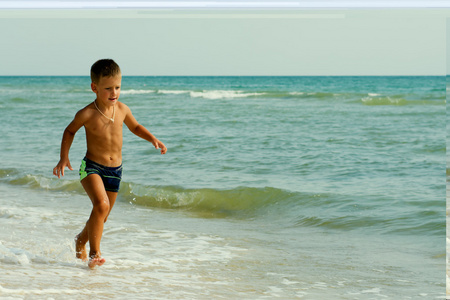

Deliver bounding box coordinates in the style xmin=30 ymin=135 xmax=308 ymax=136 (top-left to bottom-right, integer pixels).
xmin=90 ymin=59 xmax=121 ymax=84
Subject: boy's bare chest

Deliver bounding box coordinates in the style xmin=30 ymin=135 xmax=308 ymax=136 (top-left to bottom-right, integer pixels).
xmin=85 ymin=116 xmax=123 ymax=138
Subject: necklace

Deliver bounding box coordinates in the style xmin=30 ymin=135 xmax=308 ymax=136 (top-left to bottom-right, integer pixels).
xmin=94 ymin=100 xmax=115 ymax=123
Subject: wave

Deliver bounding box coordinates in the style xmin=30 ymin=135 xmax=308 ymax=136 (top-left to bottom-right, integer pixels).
xmin=120 ymin=89 xmax=264 ymax=99
xmin=118 ymin=88 xmax=352 ymax=100
xmin=120 ymin=89 xmax=156 ymax=95
xmin=0 ymin=169 xmax=84 ymax=193
xmin=361 ymin=96 xmax=445 ymax=106
xmin=290 ymin=91 xmax=341 ymax=98
xmin=123 ymin=89 xmax=349 ymax=100
xmin=189 ymin=90 xmax=266 ymax=100
xmin=0 ymin=169 xmax=443 ymax=236
xmin=157 ymin=90 xmax=190 ymax=95
xmin=117 ymin=87 xmax=445 ymax=105
xmin=362 ymin=96 xmax=407 ymax=105
xmin=119 ymin=183 xmax=293 ymax=216
xmin=186 ymin=90 xmax=346 ymax=100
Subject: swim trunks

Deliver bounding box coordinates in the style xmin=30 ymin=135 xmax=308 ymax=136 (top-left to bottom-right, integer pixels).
xmin=79 ymin=157 xmax=123 ymax=192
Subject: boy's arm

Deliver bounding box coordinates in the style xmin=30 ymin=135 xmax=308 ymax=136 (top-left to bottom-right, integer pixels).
xmin=53 ymin=110 xmax=86 ymax=178
xmin=123 ymin=104 xmax=167 ymax=155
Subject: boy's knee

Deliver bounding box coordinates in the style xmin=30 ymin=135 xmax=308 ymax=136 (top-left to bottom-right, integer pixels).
xmin=93 ymin=199 xmax=110 ymax=216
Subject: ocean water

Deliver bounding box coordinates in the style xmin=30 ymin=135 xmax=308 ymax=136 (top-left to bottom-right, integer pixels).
xmin=0 ymin=76 xmax=445 ymax=299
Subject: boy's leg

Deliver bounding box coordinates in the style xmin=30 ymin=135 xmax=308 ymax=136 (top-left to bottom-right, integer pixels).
xmin=104 ymin=190 xmax=118 ymax=222
xmin=75 ymin=224 xmax=89 ymax=261
xmin=78 ymin=174 xmax=117 ymax=267
xmin=75 ymin=190 xmax=118 ymax=261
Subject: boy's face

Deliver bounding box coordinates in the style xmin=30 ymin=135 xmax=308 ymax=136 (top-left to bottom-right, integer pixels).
xmin=91 ymin=74 xmax=122 ymax=106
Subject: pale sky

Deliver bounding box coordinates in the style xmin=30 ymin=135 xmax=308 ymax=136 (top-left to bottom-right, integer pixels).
xmin=0 ymin=7 xmax=448 ymax=76
xmin=0 ymin=1 xmax=449 ymax=9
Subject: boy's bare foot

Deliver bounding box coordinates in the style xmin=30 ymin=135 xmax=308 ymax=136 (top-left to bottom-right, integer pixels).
xmin=88 ymin=257 xmax=106 ymax=269
xmin=75 ymin=234 xmax=88 ymax=262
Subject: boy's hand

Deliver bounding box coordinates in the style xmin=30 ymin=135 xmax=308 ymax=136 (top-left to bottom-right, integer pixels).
xmin=154 ymin=140 xmax=167 ymax=155
xmin=53 ymin=159 xmax=73 ymax=178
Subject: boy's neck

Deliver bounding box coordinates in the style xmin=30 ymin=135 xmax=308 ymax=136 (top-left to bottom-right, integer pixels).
xmin=95 ymin=99 xmax=114 ymax=110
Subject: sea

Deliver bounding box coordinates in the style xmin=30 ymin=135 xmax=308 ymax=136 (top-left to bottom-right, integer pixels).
xmin=0 ymin=76 xmax=446 ymax=299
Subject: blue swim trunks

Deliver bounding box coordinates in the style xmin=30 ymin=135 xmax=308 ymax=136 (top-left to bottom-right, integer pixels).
xmin=79 ymin=157 xmax=123 ymax=192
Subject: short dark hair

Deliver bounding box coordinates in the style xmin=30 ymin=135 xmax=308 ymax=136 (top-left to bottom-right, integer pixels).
xmin=90 ymin=59 xmax=121 ymax=83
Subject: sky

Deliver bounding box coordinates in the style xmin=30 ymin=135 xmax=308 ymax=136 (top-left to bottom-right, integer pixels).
xmin=0 ymin=2 xmax=449 ymax=75
xmin=0 ymin=1 xmax=449 ymax=9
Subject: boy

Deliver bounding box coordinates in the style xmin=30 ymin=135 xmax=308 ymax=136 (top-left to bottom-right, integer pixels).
xmin=53 ymin=59 xmax=167 ymax=269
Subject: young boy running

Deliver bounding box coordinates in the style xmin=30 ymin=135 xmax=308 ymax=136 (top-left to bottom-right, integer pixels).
xmin=53 ymin=59 xmax=167 ymax=269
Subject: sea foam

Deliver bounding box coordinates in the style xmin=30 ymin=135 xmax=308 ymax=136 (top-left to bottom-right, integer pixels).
xmin=189 ymin=90 xmax=265 ymax=99
xmin=120 ymin=89 xmax=155 ymax=95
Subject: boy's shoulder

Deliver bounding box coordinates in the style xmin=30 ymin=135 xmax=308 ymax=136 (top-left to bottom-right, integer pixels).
xmin=117 ymin=101 xmax=130 ymax=110
xmin=75 ymin=102 xmax=96 ymax=119
xmin=117 ymin=101 xmax=132 ymax=115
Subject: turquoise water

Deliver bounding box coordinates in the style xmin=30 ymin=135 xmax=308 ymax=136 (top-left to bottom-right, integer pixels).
xmin=0 ymin=76 xmax=446 ymax=299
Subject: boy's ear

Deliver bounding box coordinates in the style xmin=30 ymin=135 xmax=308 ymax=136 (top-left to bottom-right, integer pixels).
xmin=91 ymin=82 xmax=97 ymax=93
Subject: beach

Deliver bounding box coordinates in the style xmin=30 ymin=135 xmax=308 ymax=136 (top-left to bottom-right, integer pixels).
xmin=0 ymin=76 xmax=445 ymax=299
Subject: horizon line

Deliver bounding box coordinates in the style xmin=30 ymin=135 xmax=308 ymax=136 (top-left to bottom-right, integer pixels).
xmin=0 ymin=74 xmax=446 ymax=77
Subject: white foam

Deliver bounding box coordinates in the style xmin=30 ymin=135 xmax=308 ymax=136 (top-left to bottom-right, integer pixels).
xmin=120 ymin=89 xmax=155 ymax=95
xmin=281 ymin=278 xmax=300 ymax=285
xmin=157 ymin=90 xmax=189 ymax=95
xmin=361 ymin=96 xmax=405 ymax=105
xmin=312 ymin=282 xmax=327 ymax=289
xmin=0 ymin=284 xmax=94 ymax=296
xmin=267 ymin=285 xmax=283 ymax=295
xmin=361 ymin=287 xmax=381 ymax=294
xmin=190 ymin=90 xmax=265 ymax=99
xmin=0 ymin=245 xmax=33 ymax=265
xmin=0 ymin=208 xmax=15 ymax=219
xmin=447 ymin=234 xmax=450 ymax=296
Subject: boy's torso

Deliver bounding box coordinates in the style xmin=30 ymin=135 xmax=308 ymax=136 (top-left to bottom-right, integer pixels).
xmin=83 ymin=102 xmax=125 ymax=167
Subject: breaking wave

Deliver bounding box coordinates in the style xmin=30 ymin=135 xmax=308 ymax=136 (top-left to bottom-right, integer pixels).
xmin=0 ymin=168 xmax=443 ymax=236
